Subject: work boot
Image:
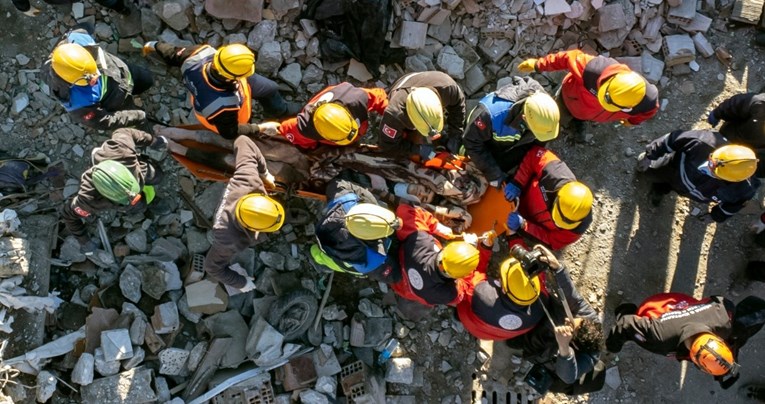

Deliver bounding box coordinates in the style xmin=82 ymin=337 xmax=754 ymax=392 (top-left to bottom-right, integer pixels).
xmin=614 ymin=303 xmax=637 ymax=318
xmin=648 ymin=182 xmax=672 ymax=207
xmin=738 ymin=384 xmax=765 ymax=402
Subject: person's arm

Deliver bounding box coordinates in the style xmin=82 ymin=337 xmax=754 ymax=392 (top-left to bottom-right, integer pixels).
xmin=395 ymin=204 xmax=451 ymax=240
xmin=462 ymin=108 xmax=505 ymax=183
xmin=552 ymin=265 xmax=597 ymax=319
xmin=555 ymin=350 xmax=598 ymax=385
xmin=204 ymin=241 xmax=246 ymax=288
xmin=276 ymin=116 xmax=319 ymax=149
xmin=712 ymin=180 xmax=759 ymax=222
xmin=443 ymin=84 xmax=466 ymax=139
xmin=378 ymin=114 xmax=421 ymax=157
xmin=153 ymin=42 xmax=206 ymax=67
xmin=643 ymin=130 xmax=687 ymax=167
xmin=511 ymin=145 xmax=553 ymax=190
xmin=522 ymin=224 xmax=579 ymax=251
xmin=69 ymin=106 xmax=146 ymax=131
xmin=605 ymin=314 xmax=643 ymax=353
xmin=534 ymin=50 xmax=582 ymax=73
xmin=111 ymin=127 xmax=154 ymax=148
xmin=626 ymin=105 xmax=659 ymax=126
xmin=60 ymin=197 xmax=91 ymax=242
xmin=711 ymin=93 xmax=756 ymax=123
xmin=208 ymin=110 xmax=241 ymax=140
xmin=361 ymin=88 xmax=389 ymax=115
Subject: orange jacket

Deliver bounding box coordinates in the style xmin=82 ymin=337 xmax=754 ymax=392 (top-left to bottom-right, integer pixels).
xmin=535 ymin=50 xmax=659 ymax=125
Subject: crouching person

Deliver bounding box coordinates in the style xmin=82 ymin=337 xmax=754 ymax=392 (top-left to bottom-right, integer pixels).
xmin=309 ymin=177 xmax=401 ymax=283
xmin=204 ymin=136 xmax=282 ymax=292
xmin=61 ymin=128 xmax=165 ymax=252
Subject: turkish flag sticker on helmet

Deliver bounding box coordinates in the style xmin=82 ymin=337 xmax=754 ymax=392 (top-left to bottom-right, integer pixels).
xmin=382 ymin=124 xmax=397 ymax=139
xmin=475 ymin=117 xmax=486 ymax=130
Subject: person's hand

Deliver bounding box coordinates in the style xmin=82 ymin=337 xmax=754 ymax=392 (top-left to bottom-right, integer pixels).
xmin=554 ymin=318 xmax=575 ymax=356
xmin=636 ymin=152 xmax=651 ymax=172
xmin=22 ymin=6 xmax=41 ymax=17
xmin=462 ymin=233 xmax=479 ymax=246
xmin=435 ymin=222 xmax=455 ymax=240
xmin=142 ymin=41 xmax=157 ymax=57
xmin=419 ymin=144 xmax=436 ymax=161
xmin=504 ymin=182 xmax=521 ymax=201
xmin=506 ymin=212 xmax=525 ymax=234
xmin=489 ymin=179 xmax=502 ymax=189
xmin=707 ymin=111 xmax=720 ymax=127
xmin=518 ymin=58 xmax=538 ymax=73
xmin=533 ymin=244 xmax=561 ymax=271
xmin=261 ymin=171 xmax=276 ymax=189
xmin=481 ymin=230 xmax=497 ymax=247
xmin=236 ymin=276 xmax=256 ymax=294
xmin=258 ymin=122 xmax=281 ymax=137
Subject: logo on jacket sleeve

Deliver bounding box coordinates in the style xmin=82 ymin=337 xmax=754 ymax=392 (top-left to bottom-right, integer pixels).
xmin=498 ymin=314 xmax=523 ymax=330
xmin=407 ymin=268 xmax=424 ymax=290
xmin=475 ymin=117 xmax=486 ymax=130
xmin=382 ymin=124 xmax=398 ymax=139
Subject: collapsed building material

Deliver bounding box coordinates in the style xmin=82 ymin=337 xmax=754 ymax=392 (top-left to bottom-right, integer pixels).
xmin=730 ymin=0 xmax=765 ymax=24
xmin=5 ymin=327 xmax=85 ymax=374
xmin=662 ymin=34 xmax=696 ymax=67
xmin=80 ymin=368 xmax=157 ymax=404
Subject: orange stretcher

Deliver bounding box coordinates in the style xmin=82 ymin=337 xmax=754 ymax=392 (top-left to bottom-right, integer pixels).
xmin=465 ymin=186 xmax=514 ymax=235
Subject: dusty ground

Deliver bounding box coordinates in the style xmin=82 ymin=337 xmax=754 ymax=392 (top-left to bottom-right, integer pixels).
xmin=2 ymin=1 xmax=765 ymax=403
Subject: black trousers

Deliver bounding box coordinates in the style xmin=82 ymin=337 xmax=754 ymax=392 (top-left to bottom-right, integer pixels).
xmin=126 ymin=64 xmax=154 ymax=96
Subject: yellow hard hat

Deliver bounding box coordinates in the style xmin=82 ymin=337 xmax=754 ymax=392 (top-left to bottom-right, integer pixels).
xmin=709 ymin=145 xmax=758 ymax=182
xmin=234 ymin=193 xmax=284 ymax=232
xmin=345 ymin=203 xmax=399 ymax=240
xmin=552 ymin=181 xmax=593 ymax=230
xmin=523 ymin=92 xmax=560 ymax=142
xmin=51 ymin=43 xmax=98 ymax=86
xmin=597 ymin=71 xmax=646 ymax=112
xmin=406 ymin=88 xmax=444 ymax=138
xmin=313 ymin=103 xmax=359 ymax=145
xmin=212 ymin=44 xmax=255 ymax=80
xmin=690 ymin=333 xmax=737 ymax=376
xmin=499 ymin=258 xmax=541 ymax=306
xmin=440 ymin=241 xmax=480 ymax=279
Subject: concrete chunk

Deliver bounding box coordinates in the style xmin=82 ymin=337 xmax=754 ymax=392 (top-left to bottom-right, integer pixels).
xmin=545 ymin=0 xmax=572 ymax=15
xmin=94 ymin=347 xmax=120 ymax=377
xmin=347 ymin=59 xmax=374 ymax=82
xmin=119 ymin=264 xmax=142 ymax=303
xmin=385 ymin=358 xmax=414 ymax=384
xmin=101 ymin=329 xmax=133 ymax=362
xmin=36 ymin=371 xmax=57 ymax=403
xmin=598 ymin=4 xmax=626 ymax=32
xmin=667 ymin=0 xmax=697 ymax=25
xmin=641 ymin=52 xmax=665 ymax=84
xmin=185 ymin=280 xmax=228 ymax=315
xmin=129 ymin=316 xmax=146 ymax=346
xmin=395 ymin=21 xmax=428 ymax=49
xmin=159 ymin=348 xmax=190 ymax=375
xmin=123 ymin=346 xmax=145 ymax=370
xmin=436 ymin=46 xmax=465 ymax=79
xmin=246 ymin=316 xmax=285 ymax=367
xmin=71 ymin=353 xmax=95 ymax=385
xmin=662 ymin=34 xmax=696 ymax=66
xmin=80 ymin=368 xmax=157 ymax=404
xmin=692 ymin=32 xmax=714 ymax=57
xmin=462 ymin=65 xmax=488 ymax=96
xmin=205 ymin=0 xmax=263 ymax=22
xmin=151 ymin=301 xmax=179 ymax=334
xmin=731 ymin=0 xmax=764 ymax=24
xmin=479 ymin=39 xmax=512 ymax=63
xmin=682 ymin=13 xmax=712 ymax=33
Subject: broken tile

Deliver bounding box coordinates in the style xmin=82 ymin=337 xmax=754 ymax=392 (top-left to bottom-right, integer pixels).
xmin=185 ymin=280 xmax=228 ymax=315
xmin=151 ymin=301 xmax=179 ymax=335
xmin=101 ymin=329 xmax=133 ymax=361
xmin=71 ymin=353 xmax=95 ymax=386
xmin=159 ymin=348 xmax=189 ymax=376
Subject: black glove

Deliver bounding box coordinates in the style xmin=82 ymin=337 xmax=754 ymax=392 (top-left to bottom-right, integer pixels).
xmin=710 ymin=205 xmax=729 ymax=223
xmin=418 ymin=144 xmax=435 ymax=161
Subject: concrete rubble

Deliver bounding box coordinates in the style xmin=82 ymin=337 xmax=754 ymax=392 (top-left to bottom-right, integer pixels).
xmin=3 ymin=0 xmax=751 ymax=401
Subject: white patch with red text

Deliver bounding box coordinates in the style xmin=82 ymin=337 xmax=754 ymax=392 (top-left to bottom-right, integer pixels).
xmin=74 ymin=206 xmax=91 ymax=218
xmin=382 ymin=124 xmax=397 ymax=139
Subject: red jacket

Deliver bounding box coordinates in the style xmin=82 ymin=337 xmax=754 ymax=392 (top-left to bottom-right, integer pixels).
xmin=457 ymin=269 xmax=548 ymax=340
xmin=535 ymin=50 xmax=659 ymax=125
xmin=279 ymin=82 xmax=388 ymax=149
xmin=510 ymin=146 xmax=591 ymax=250
xmin=391 ymin=204 xmax=490 ymax=307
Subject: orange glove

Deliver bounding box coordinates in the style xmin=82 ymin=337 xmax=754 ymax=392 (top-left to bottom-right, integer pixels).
xmin=423 ymin=151 xmax=466 ymax=171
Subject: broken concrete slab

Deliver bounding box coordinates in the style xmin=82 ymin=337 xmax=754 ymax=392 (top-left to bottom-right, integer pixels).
xmin=385 ymin=358 xmax=414 ymax=384
xmin=59 ymin=236 xmax=86 ymax=263
xmin=395 ymin=21 xmax=428 ymax=49
xmin=598 ymin=4 xmax=626 ymax=32
xmin=85 ymin=307 xmax=119 ymax=353
xmin=101 ymin=329 xmax=134 ymax=361
xmin=350 ymin=314 xmax=393 ymax=348
xmin=641 ymin=52 xmax=665 ymax=84
xmin=731 ymin=0 xmax=764 ymax=24
xmin=246 ymin=316 xmax=285 ymax=367
xmin=71 ymin=352 xmax=94 ymax=385
xmin=152 ymin=0 xmax=191 ymax=31
xmin=151 ymin=301 xmax=180 ymax=334
xmin=123 ymin=346 xmax=145 ymax=370
xmin=667 ymin=0 xmax=697 ymax=25
xmin=205 ymin=0 xmax=263 ymax=22
xmin=184 ymin=338 xmax=232 ymax=401
xmin=36 ymin=371 xmax=56 ymax=403
xmin=200 ymin=310 xmax=249 ymax=368
xmin=129 ymin=316 xmax=146 ymax=346
xmin=348 ymin=59 xmax=374 ymax=82
xmin=187 ymin=342 xmax=208 ymax=372
xmin=119 ymin=264 xmax=142 ymax=303
xmin=692 ymin=32 xmax=714 ymax=57
xmin=94 ymin=347 xmax=121 ymax=377
xmin=681 ymin=13 xmax=712 ymax=33
xmin=545 ymin=0 xmax=572 ymax=15
xmin=462 ymin=65 xmax=489 ymax=96
xmin=159 ymin=348 xmax=190 ymax=376
xmin=313 ymin=344 xmax=342 ymax=377
xmin=81 ymin=368 xmax=157 ymax=404
xmin=0 ymin=237 xmax=29 ymax=277
xmin=185 ymin=280 xmax=228 ymax=315
xmin=277 ymin=354 xmax=317 ymax=391
xmin=436 ymin=46 xmax=465 ymax=79
xmin=140 ymin=264 xmax=168 ymax=300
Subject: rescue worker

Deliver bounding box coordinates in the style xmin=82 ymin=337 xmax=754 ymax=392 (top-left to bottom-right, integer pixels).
xmin=204 ymin=135 xmax=282 ymax=290
xmin=42 ymin=26 xmax=154 ymax=130
xmin=379 ymin=71 xmax=466 ymax=163
xmin=61 ymin=128 xmax=166 ymax=252
xmin=517 ymin=50 xmax=659 ymax=134
xmin=308 ymin=176 xmax=401 ymax=283
xmin=391 ymin=203 xmax=492 ymax=307
xmin=606 ymin=293 xmax=765 ymax=388
xmin=504 ymin=246 xmax=605 ymax=395
xmin=462 ymin=76 xmax=560 ymax=187
xmin=708 ymin=92 xmax=765 ymax=176
xmin=636 ymin=130 xmax=760 ymax=221
xmin=503 ymin=145 xmax=593 ymax=250
xmin=278 ymin=82 xmax=388 ymax=150
xmin=143 ymin=41 xmax=297 ymax=139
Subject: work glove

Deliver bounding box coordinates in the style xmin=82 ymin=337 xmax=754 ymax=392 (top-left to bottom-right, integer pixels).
xmin=517 ymin=58 xmax=538 ymax=73
xmin=261 ymin=171 xmax=276 ymax=189
xmin=750 ymin=213 xmax=765 ymax=234
xmin=462 ymin=232 xmax=479 ymax=246
xmin=504 ymin=182 xmax=521 ymax=201
xmin=489 ymin=179 xmax=502 ymax=189
xmin=481 ymin=230 xmax=497 ymax=247
xmin=142 ymin=41 xmax=157 ymax=56
xmin=257 ymin=121 xmax=281 ymax=137
xmin=636 ymin=152 xmax=651 ymax=172
xmin=709 ymin=205 xmax=729 ymax=223
xmin=435 ymin=222 xmax=455 ymax=240
xmin=149 ymin=135 xmax=168 ymax=151
xmin=418 ymin=144 xmax=436 ymax=161
xmin=22 ymin=6 xmax=41 ymax=17
xmin=707 ymin=111 xmax=720 ymax=127
xmin=506 ymin=212 xmax=525 ymax=234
